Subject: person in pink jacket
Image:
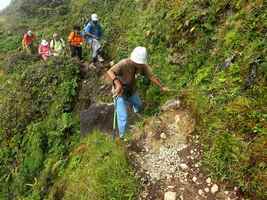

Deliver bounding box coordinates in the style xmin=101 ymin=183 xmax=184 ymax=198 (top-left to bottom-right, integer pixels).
xmin=38 ymin=40 xmax=51 ymax=61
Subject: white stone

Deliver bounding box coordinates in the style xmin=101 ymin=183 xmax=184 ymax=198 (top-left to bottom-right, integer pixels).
xmin=179 ymin=195 xmax=184 ymax=200
xmin=160 ymin=132 xmax=167 ymax=140
xmin=198 ymin=189 xmax=204 ymax=196
xmin=224 ymin=191 xmax=229 ymax=195
xmin=167 ymin=185 xmax=175 ymax=189
xmin=195 ymin=163 xmax=199 ymax=168
xmin=190 ymin=150 xmax=194 ymax=154
xmin=206 ymin=177 xmax=212 ymax=184
xmin=234 ymin=186 xmax=238 ymax=191
xmin=164 ymin=191 xmax=176 ymax=200
xmin=110 ymin=61 xmax=115 ymax=66
xmin=161 ymin=99 xmax=181 ymax=111
xmin=211 ymin=184 xmax=219 ymax=194
xmin=179 ymin=163 xmax=188 ymax=170
xmin=204 ymin=187 xmax=209 ymax=193
xmin=192 ymin=176 xmax=197 ymax=182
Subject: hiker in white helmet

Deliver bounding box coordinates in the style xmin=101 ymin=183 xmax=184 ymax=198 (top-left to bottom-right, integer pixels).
xmin=22 ymin=30 xmax=36 ymax=54
xmin=83 ymin=13 xmax=104 ymax=63
xmin=107 ymin=47 xmax=169 ymax=140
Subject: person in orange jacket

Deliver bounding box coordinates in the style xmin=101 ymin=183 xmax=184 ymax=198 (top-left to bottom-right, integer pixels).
xmin=22 ymin=30 xmax=36 ymax=54
xmin=68 ymin=25 xmax=84 ymax=60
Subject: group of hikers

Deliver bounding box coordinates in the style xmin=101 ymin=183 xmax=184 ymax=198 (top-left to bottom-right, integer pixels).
xmin=22 ymin=13 xmax=103 ymax=62
xmin=21 ymin=13 xmax=169 ymax=141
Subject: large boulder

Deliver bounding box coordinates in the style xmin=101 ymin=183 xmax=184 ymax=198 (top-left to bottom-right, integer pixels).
xmin=80 ymin=103 xmax=114 ymax=136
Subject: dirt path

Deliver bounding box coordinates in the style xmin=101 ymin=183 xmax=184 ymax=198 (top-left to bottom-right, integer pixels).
xmin=126 ymin=99 xmax=243 ymax=200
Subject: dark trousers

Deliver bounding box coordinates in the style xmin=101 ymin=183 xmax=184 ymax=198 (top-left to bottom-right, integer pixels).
xmin=70 ymin=46 xmax=82 ymax=60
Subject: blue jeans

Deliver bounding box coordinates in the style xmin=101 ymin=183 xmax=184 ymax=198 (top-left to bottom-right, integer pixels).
xmin=116 ymin=94 xmax=142 ymax=138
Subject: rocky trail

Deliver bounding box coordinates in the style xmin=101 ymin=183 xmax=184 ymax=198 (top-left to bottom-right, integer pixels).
xmin=78 ymin=63 xmax=243 ymax=200
xmin=127 ymin=100 xmax=243 ymax=200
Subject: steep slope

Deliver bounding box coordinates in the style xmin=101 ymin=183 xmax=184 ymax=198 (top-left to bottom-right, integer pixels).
xmin=0 ymin=0 xmax=266 ymax=200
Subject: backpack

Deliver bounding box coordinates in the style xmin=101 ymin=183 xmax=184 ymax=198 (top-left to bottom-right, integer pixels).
xmin=51 ymin=38 xmax=64 ymax=49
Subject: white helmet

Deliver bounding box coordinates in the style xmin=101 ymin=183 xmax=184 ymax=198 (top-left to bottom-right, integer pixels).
xmin=91 ymin=13 xmax=98 ymax=21
xmin=27 ymin=30 xmax=32 ymax=36
xmin=41 ymin=39 xmax=48 ymax=46
xmin=53 ymin=33 xmax=58 ymax=38
xmin=130 ymin=47 xmax=148 ymax=64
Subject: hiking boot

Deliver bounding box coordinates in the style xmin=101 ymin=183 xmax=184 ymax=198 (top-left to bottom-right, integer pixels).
xmin=92 ymin=57 xmax=98 ymax=64
xmin=120 ymin=137 xmax=127 ymax=142
xmin=97 ymin=55 xmax=104 ymax=62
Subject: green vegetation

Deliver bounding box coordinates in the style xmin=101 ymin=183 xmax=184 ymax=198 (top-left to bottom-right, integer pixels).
xmin=48 ymin=133 xmax=137 ymax=200
xmin=0 ymin=56 xmax=80 ymax=199
xmin=0 ymin=0 xmax=266 ymax=199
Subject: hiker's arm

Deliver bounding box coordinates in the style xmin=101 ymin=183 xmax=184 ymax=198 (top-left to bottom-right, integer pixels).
xmin=84 ymin=25 xmax=97 ymax=38
xmin=50 ymin=41 xmax=54 ymax=51
xmin=84 ymin=32 xmax=97 ymax=38
xmin=38 ymin=46 xmax=42 ymax=54
xmin=61 ymin=39 xmax=66 ymax=47
xmin=149 ymin=75 xmax=169 ymax=92
xmin=22 ymin=35 xmax=28 ymax=48
xmin=68 ymin=32 xmax=74 ymax=44
xmin=84 ymin=32 xmax=93 ymax=37
xmin=107 ymin=69 xmax=123 ymax=96
xmin=144 ymin=65 xmax=169 ymax=92
xmin=22 ymin=39 xmax=26 ymax=48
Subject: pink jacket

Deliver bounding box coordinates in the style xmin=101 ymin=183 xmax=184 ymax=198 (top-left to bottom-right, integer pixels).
xmin=38 ymin=44 xmax=51 ymax=57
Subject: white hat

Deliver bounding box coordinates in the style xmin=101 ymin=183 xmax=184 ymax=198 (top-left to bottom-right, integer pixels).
xmin=27 ymin=30 xmax=32 ymax=36
xmin=53 ymin=33 xmax=58 ymax=38
xmin=41 ymin=39 xmax=48 ymax=46
xmin=91 ymin=13 xmax=98 ymax=21
xmin=130 ymin=47 xmax=148 ymax=64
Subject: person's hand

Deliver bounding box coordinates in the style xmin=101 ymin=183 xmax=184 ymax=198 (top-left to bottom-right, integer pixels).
xmin=113 ymin=81 xmax=123 ymax=97
xmin=114 ymin=86 xmax=123 ymax=96
xmin=160 ymin=86 xmax=171 ymax=92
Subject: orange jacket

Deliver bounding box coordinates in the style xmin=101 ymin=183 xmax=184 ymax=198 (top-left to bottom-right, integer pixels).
xmin=22 ymin=33 xmax=36 ymax=47
xmin=68 ymin=32 xmax=84 ymax=47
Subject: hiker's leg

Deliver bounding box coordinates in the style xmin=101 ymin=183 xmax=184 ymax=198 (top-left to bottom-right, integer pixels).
xmin=91 ymin=41 xmax=98 ymax=63
xmin=42 ymin=55 xmax=48 ymax=61
xmin=77 ymin=46 xmax=83 ymax=60
xmin=92 ymin=40 xmax=97 ymax=59
xmin=25 ymin=45 xmax=31 ymax=54
xmin=29 ymin=43 xmax=35 ymax=54
xmin=116 ymin=96 xmax=128 ymax=138
xmin=129 ymin=93 xmax=142 ymax=113
xmin=70 ymin=46 xmax=75 ymax=57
